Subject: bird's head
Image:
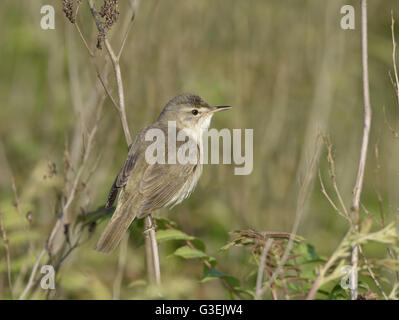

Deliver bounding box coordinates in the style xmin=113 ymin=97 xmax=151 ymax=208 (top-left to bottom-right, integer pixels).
xmin=158 ymin=93 xmax=231 ymax=132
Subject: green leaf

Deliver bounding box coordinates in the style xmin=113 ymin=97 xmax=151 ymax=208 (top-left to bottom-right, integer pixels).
xmin=358 ymin=280 xmax=370 ymax=292
xmin=201 ymin=268 xmax=253 ymax=299
xmin=190 ymin=238 xmax=206 ymax=252
xmin=76 ymin=206 xmax=115 ymax=226
xmin=154 ymin=216 xmax=178 ymax=229
xmin=128 ymin=279 xmax=147 ymax=288
xmin=328 ymin=283 xmax=349 ymax=300
xmin=156 ymin=229 xmax=194 ymax=243
xmin=231 ymin=287 xmax=255 ymax=299
xmin=173 ymin=245 xmax=208 ymax=260
xmin=201 ymin=268 xmax=240 ymax=287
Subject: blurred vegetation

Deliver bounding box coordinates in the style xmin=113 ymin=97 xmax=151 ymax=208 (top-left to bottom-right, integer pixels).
xmin=1 ymin=0 xmax=399 ymax=299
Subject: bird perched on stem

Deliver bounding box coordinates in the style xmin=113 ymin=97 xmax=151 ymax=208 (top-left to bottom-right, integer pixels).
xmin=95 ymin=93 xmax=231 ymax=253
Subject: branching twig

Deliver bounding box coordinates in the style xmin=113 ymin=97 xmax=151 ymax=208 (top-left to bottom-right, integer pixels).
xmin=88 ymin=0 xmax=132 ymax=145
xmin=18 ymin=98 xmax=104 ymax=300
xmin=324 ymin=137 xmax=349 ymax=218
xmin=73 ymin=20 xmax=121 ymax=112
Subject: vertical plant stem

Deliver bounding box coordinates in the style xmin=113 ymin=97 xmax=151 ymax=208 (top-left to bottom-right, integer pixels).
xmin=350 ymin=0 xmax=372 ymax=300
xmin=144 ymin=215 xmax=161 ymax=285
xmin=144 ymin=221 xmax=155 ymax=284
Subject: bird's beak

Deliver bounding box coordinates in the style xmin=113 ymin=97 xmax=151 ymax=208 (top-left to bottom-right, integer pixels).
xmin=205 ymin=105 xmax=232 ymax=115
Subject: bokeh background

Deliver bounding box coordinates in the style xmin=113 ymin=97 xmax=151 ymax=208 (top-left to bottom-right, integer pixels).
xmin=0 ymin=0 xmax=399 ymax=299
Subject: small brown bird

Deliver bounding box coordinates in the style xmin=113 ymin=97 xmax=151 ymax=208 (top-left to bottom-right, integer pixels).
xmin=95 ymin=93 xmax=231 ymax=253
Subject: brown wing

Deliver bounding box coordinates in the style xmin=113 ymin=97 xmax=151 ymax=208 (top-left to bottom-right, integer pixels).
xmin=105 ymin=136 xmax=140 ymax=208
xmin=137 ymin=162 xmax=198 ymax=218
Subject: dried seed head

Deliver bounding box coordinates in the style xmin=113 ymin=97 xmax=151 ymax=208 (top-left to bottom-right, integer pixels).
xmin=96 ymin=0 xmax=120 ymax=49
xmin=99 ymin=0 xmax=120 ymax=28
xmin=62 ymin=0 xmax=75 ymax=23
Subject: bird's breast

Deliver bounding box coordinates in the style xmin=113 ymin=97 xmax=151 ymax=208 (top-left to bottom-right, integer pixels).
xmin=165 ymin=163 xmax=203 ymax=208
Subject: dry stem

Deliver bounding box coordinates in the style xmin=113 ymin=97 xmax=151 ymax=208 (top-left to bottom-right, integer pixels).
xmin=349 ymin=0 xmax=372 ymax=300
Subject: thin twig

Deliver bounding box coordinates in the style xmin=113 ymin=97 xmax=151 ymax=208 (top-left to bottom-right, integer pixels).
xmin=391 ymin=12 xmax=399 ymax=106
xmin=358 ymin=245 xmax=388 ymax=300
xmin=103 ymin=38 xmax=133 ymax=145
xmin=88 ymin=0 xmax=133 ymax=145
xmin=319 ymin=170 xmax=351 ymax=223
xmin=350 ymin=0 xmax=372 ymax=300
xmin=74 ymin=21 xmax=94 ymax=57
xmin=117 ymin=0 xmax=138 ymax=60
xmin=324 ymin=137 xmax=349 ymax=217
xmin=74 ymin=20 xmax=121 ymax=112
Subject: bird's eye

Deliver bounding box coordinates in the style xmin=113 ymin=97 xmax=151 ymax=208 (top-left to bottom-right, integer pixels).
xmin=191 ymin=109 xmax=199 ymax=115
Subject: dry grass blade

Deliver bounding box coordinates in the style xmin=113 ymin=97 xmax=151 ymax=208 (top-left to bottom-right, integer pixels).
xmin=391 ymin=12 xmax=399 ymax=107
xmin=349 ymin=0 xmax=372 ymax=300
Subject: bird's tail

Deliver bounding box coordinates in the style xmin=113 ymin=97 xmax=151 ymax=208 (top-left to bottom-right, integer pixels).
xmin=95 ymin=194 xmax=138 ymax=253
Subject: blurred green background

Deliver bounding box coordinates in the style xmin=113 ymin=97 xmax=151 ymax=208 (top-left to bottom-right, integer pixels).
xmin=0 ymin=0 xmax=399 ymax=299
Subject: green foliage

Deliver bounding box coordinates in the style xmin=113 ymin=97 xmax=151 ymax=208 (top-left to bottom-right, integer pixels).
xmin=153 ymin=216 xmax=245 ymax=298
xmin=156 ymin=229 xmax=194 ymax=243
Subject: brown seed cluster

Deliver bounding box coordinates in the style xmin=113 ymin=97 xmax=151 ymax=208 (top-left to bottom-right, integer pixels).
xmin=96 ymin=0 xmax=120 ymax=49
xmin=61 ymin=0 xmax=119 ymax=50
xmin=62 ymin=0 xmax=75 ymax=24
